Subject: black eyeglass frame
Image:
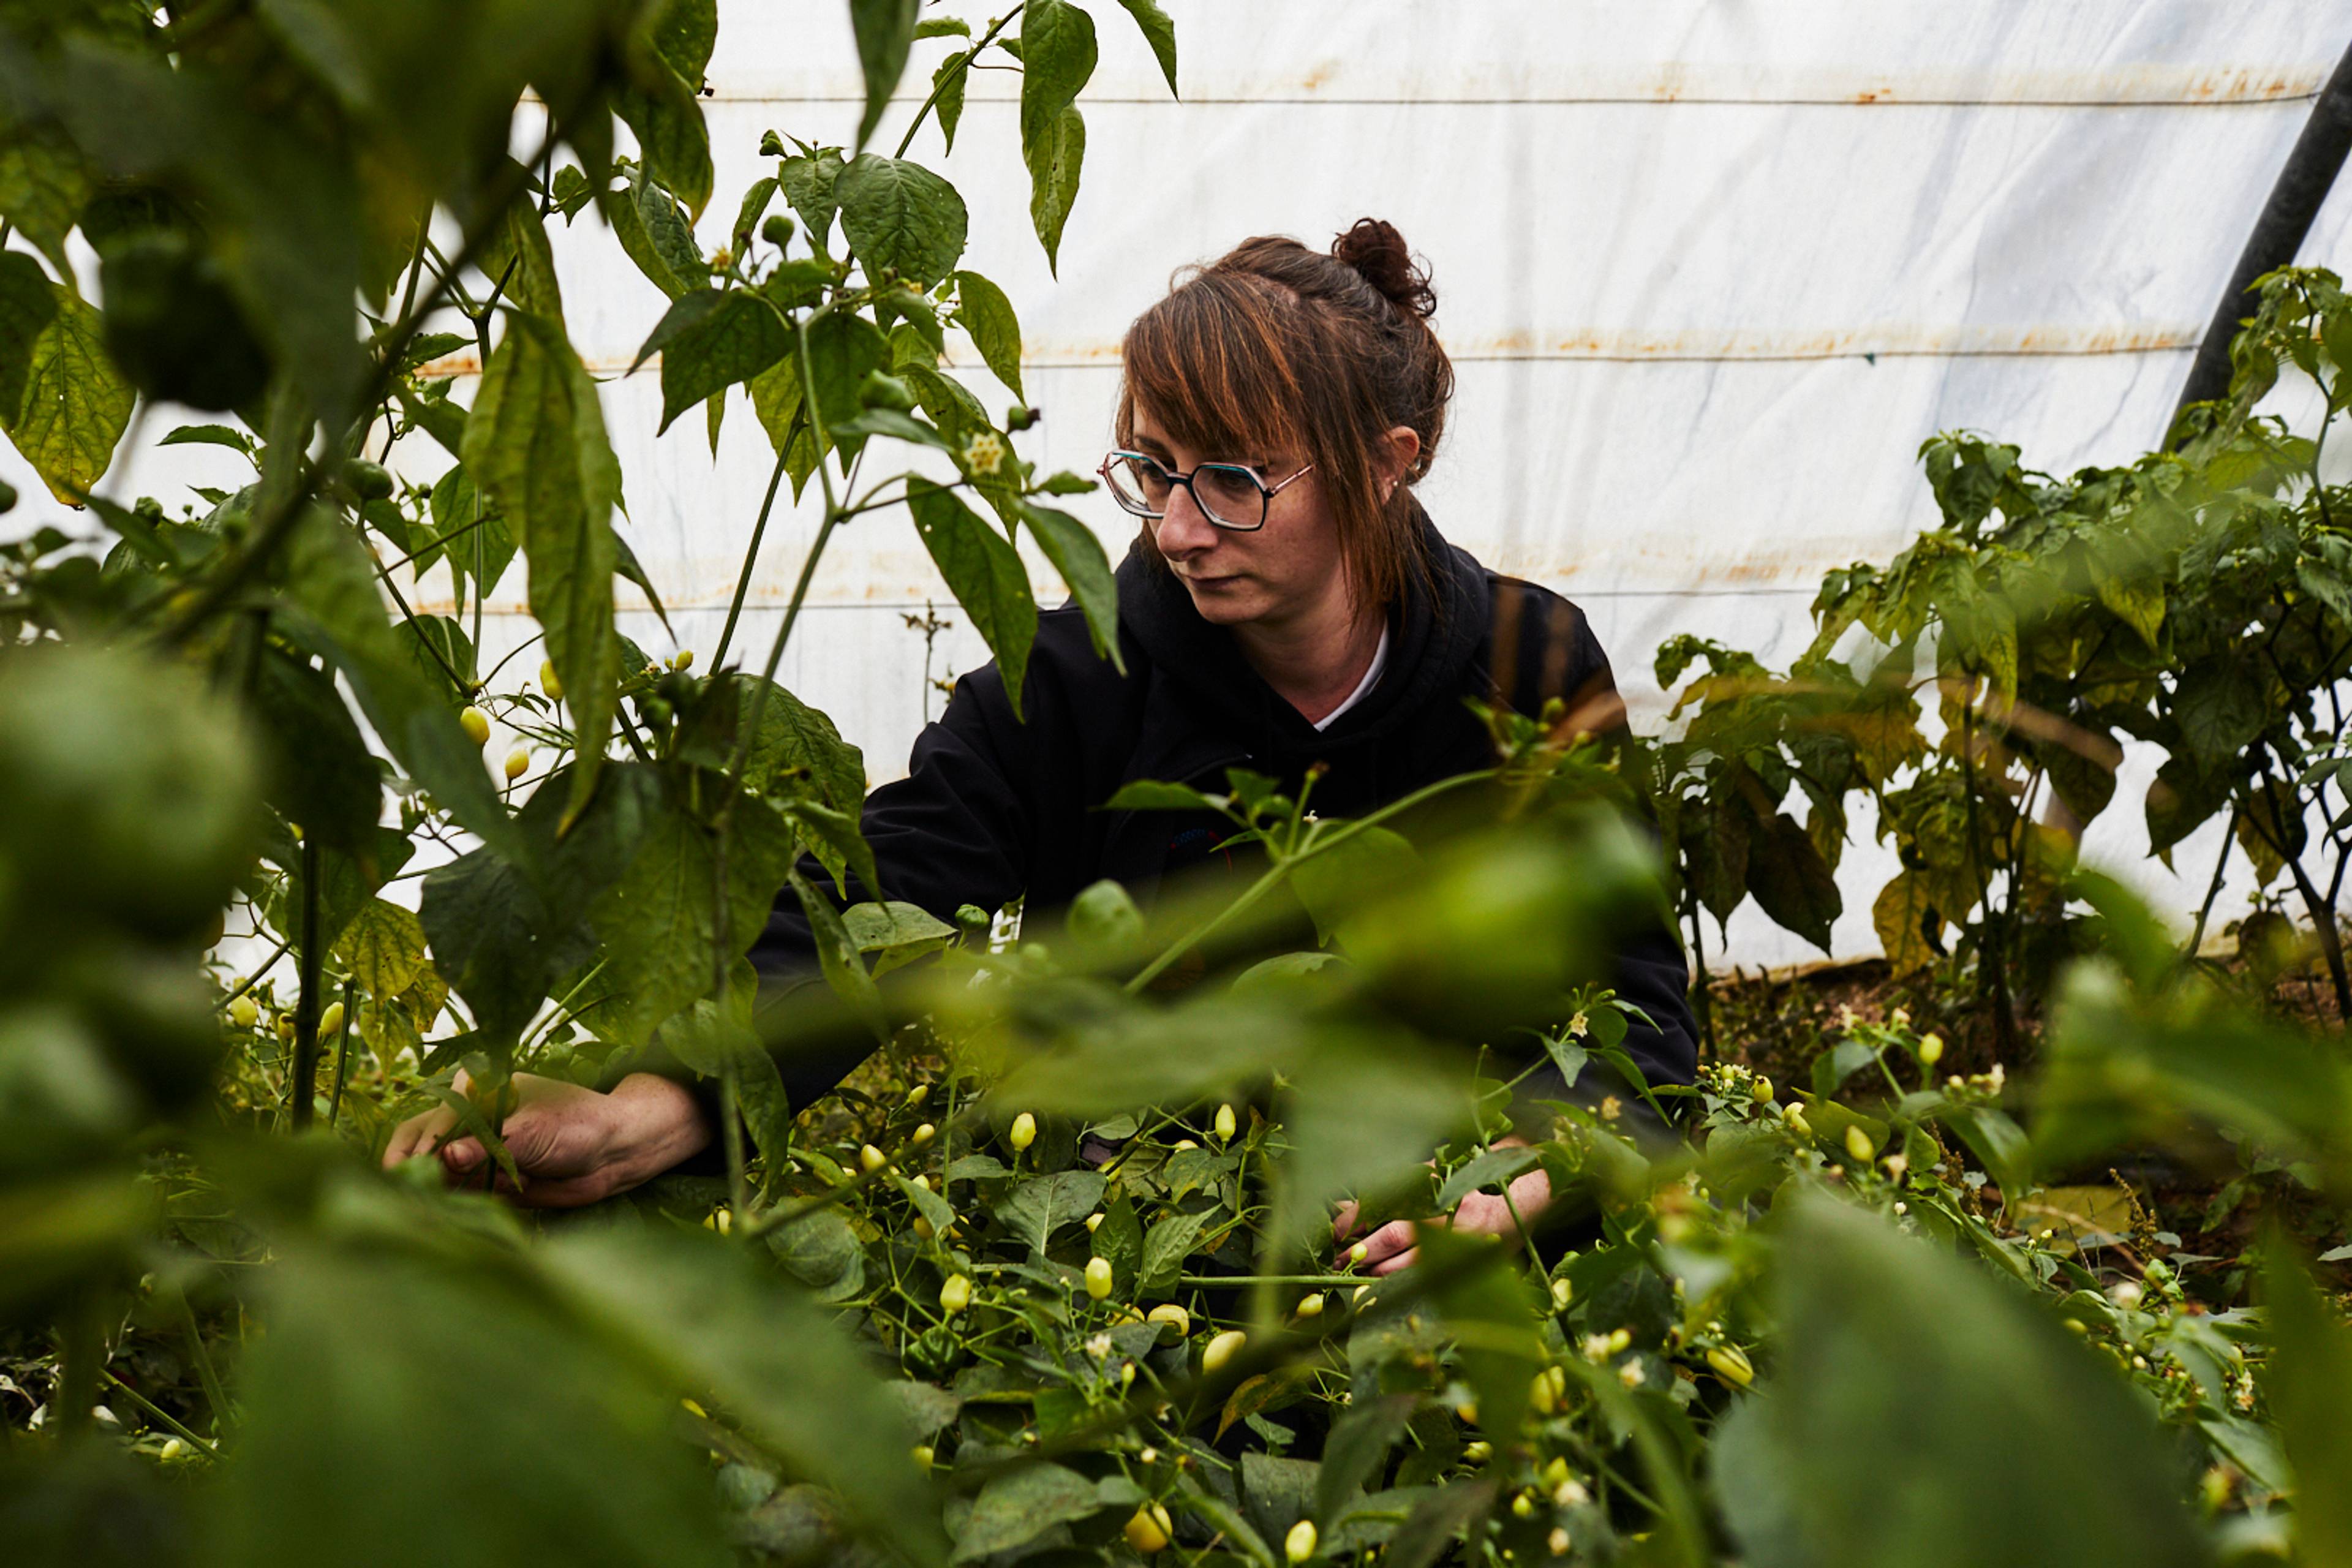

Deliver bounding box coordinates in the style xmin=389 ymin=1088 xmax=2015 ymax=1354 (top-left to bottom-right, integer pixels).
xmin=1096 ymin=448 xmax=1317 ymax=533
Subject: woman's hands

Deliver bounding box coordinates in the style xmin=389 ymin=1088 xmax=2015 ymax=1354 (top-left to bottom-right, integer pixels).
xmin=382 ymin=1070 xmax=712 ymax=1208
xmin=1332 ymin=1138 xmax=1553 ymax=1276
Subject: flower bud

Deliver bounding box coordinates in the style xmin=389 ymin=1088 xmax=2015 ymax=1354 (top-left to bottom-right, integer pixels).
xmin=459 ymin=705 xmax=491 ymax=746
xmin=1548 ymin=1528 xmax=1572 ymax=1556
xmin=318 ymin=1000 xmax=345 ymax=1036
xmin=912 ymin=1123 xmax=936 ymax=1146
xmin=1214 ymin=1103 xmax=1237 ymax=1142
xmin=1085 ymin=1212 xmax=1104 ymax=1232
xmin=1294 ymin=1292 xmax=1325 ymax=1319
xmin=1918 ymin=1032 xmax=1944 ymax=1066
xmin=940 ymin=1274 xmax=973 ymax=1314
xmin=227 ymin=995 xmax=258 ymax=1029
xmin=1202 ymin=1329 xmax=1246 ymax=1372
xmin=905 ymin=1084 xmax=930 ymax=1107
xmin=1750 ymin=1074 xmax=1774 ymax=1104
xmin=1510 ymin=1491 xmax=1536 ymax=1520
xmin=861 ymin=1144 xmax=887 ymax=1173
xmin=1085 ymin=1257 xmax=1114 ymax=1300
xmin=1462 ymin=1440 xmax=1491 ymax=1463
xmin=1148 ymin=1303 xmax=1190 ymax=1336
xmin=1348 ymin=1242 xmax=1370 ymax=1265
xmin=539 ymin=659 xmax=564 ymax=702
xmin=1284 ymin=1520 xmax=1317 ymax=1563
xmin=1550 ymin=1276 xmax=1574 ymax=1310
xmin=911 ymin=1444 xmax=933 ymax=1469
xmin=1171 ymin=1138 xmax=1197 ymax=1152
xmin=1008 ymin=1112 xmax=1036 ymax=1152
xmin=1843 ymin=1124 xmax=1875 ymax=1163
xmin=504 ymin=747 xmax=530 ymax=782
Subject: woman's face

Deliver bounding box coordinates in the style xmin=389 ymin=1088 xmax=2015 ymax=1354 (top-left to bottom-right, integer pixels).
xmin=1126 ymin=406 xmax=1351 ymax=631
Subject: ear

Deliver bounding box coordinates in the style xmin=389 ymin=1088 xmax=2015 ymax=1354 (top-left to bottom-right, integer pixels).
xmin=1378 ymin=424 xmax=1422 ymax=492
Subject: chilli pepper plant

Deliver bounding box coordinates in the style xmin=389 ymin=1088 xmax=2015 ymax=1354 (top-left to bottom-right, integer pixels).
xmin=0 ymin=4 xmax=2348 ymax=1567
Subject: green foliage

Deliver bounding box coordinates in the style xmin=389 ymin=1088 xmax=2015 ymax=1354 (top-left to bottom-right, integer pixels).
xmin=0 ymin=6 xmax=2344 ymax=1567
xmin=1632 ymin=266 xmax=2352 ymax=1049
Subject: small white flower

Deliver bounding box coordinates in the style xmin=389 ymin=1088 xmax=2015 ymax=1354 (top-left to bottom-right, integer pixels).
xmin=962 ymin=429 xmax=1006 ymax=476
xmin=1616 ymin=1360 xmax=1646 ymax=1390
xmin=1566 ymin=1012 xmax=1589 ymax=1038
xmin=1085 ymin=1333 xmax=1113 ymax=1359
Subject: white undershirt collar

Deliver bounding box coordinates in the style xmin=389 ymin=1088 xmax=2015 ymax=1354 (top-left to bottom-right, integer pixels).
xmin=1311 ymin=625 xmax=1390 ymax=732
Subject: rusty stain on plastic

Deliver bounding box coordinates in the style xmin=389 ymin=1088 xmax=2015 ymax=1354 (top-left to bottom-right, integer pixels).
xmin=417 ymin=322 xmax=2204 ymax=382
xmin=702 ymin=62 xmax=2327 ymax=108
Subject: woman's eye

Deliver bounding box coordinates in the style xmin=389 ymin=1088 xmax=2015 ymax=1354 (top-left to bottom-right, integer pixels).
xmin=1203 ymin=467 xmax=1261 ymax=502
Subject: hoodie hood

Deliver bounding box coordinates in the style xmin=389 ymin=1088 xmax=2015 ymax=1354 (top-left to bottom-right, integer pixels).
xmin=1115 ymin=502 xmax=1491 ymax=769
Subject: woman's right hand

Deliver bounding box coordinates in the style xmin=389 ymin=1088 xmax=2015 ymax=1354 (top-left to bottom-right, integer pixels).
xmin=382 ymin=1069 xmax=712 ymax=1208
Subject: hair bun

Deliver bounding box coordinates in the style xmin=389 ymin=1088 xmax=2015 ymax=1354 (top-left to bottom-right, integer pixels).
xmin=1332 ymin=218 xmax=1436 ymax=320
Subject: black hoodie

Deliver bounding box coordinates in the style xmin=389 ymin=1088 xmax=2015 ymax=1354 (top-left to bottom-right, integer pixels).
xmin=741 ymin=507 xmax=1700 ymax=1122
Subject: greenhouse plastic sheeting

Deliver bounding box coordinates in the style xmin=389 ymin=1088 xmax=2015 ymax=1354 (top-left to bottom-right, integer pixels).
xmin=89 ymin=1 xmax=2352 ymax=967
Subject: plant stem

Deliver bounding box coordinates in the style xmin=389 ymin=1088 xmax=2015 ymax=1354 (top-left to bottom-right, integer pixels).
xmin=288 ymin=839 xmax=324 ymax=1132
xmin=165 ymin=1282 xmax=232 ymax=1435
xmin=98 ymin=1369 xmax=219 ymax=1458
xmin=2187 ymin=805 xmax=2240 ymax=959
xmin=1124 ymin=771 xmax=1491 ymax=992
xmin=892 ymin=13 xmax=1015 ymax=159
xmin=712 ymin=431 xmax=796 ymax=672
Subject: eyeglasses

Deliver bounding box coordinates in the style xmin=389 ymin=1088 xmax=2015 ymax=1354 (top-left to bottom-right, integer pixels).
xmin=1098 ymin=449 xmax=1316 ymax=532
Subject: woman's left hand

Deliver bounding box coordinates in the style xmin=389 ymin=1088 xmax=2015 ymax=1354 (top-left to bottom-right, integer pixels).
xmin=1332 ymin=1140 xmax=1553 ymax=1276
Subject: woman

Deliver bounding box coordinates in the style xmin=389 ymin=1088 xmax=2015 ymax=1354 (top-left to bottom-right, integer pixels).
xmin=388 ymin=220 xmax=1699 ymax=1270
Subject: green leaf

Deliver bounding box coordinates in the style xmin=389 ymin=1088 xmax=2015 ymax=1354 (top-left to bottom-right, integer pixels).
xmin=835 ymin=154 xmax=968 ymax=287
xmin=788 ymin=863 xmax=886 ymax=1040
xmin=950 ymin=269 xmax=1023 ymax=399
xmin=0 ymin=133 xmax=88 ymax=282
xmin=1317 ymin=1394 xmax=1415 ymax=1526
xmin=479 ymin=196 xmax=565 ymax=322
xmin=1137 ymin=1205 xmax=1215 ymax=1298
xmin=993 ymin=1169 xmax=1107 ymax=1256
xmin=2259 ymin=1243 xmax=2352 ymax=1566
xmin=249 ymin=646 xmax=382 ymax=854
xmin=655 ymin=288 xmax=789 ymax=433
xmin=2170 ymin=657 xmax=2264 ymax=772
xmin=1091 ymin=1187 xmax=1144 ymax=1294
xmin=333 ymin=898 xmax=428 ymax=998
xmin=931 ymin=51 xmax=971 ymax=154
xmin=607 ymin=164 xmax=704 ymax=298
xmin=1022 ymin=105 xmax=1086 ymax=275
xmin=1102 ymin=778 xmax=1224 ymax=813
xmin=906 ymin=479 xmax=1036 ymax=720
xmin=1744 ymin=810 xmax=1841 ymax=952
xmin=780 ymin=148 xmax=846 ymax=247
xmin=1017 ymin=498 xmax=1123 ymax=669
xmin=214 ymin=1239 xmax=733 ymax=1568
xmin=731 ymin=175 xmax=779 ymax=255
xmin=843 ymin=900 xmax=956 ymax=974
xmin=1114 ymin=0 xmax=1179 ymax=96
xmin=422 ymin=843 xmax=583 ymax=1045
xmin=616 ymin=81 xmax=714 ymax=219
xmin=0 ymin=251 xmax=60 ymax=420
xmin=1751 ymin=1196 xmax=2208 ymax=1568
xmin=731 ymin=674 xmax=868 ymax=818
xmin=587 ymin=791 xmax=799 ymax=1046
xmin=1018 ymin=0 xmax=1096 ymax=270
xmin=273 ymin=510 xmax=521 ymax=864
xmin=850 ymin=0 xmax=921 ymax=151
xmin=1433 ymin=1147 xmax=1537 ymax=1212
xmin=0 ymin=265 xmax=131 ymax=503
xmin=541 ymin=1227 xmax=947 ymax=1566
xmin=954 ymin=1462 xmax=1104 ymax=1561
xmin=462 ymin=311 xmax=622 ymax=824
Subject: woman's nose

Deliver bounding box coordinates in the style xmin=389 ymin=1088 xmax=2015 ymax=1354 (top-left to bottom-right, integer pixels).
xmin=1153 ymin=481 xmax=1219 ymax=557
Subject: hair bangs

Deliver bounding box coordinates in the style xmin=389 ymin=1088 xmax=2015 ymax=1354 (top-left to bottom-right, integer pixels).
xmin=1117 ymin=271 xmax=1309 ymax=461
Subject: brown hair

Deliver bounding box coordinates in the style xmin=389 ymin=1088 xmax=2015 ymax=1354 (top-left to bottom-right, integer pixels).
xmin=1116 ymin=218 xmax=1455 ymax=615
